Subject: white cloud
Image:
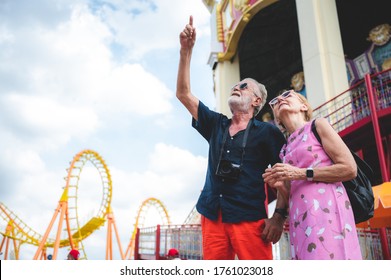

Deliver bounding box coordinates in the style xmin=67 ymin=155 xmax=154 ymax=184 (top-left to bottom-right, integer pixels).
xmin=95 ymin=0 xmax=211 ymax=60
xmin=3 ymin=94 xmax=99 ymax=142
xmin=0 ymin=2 xmax=176 ymax=146
xmin=98 ymin=63 xmax=173 ymax=116
xmin=1 ymin=2 xmax=174 ymax=114
xmin=0 ymin=25 xmax=14 ymax=44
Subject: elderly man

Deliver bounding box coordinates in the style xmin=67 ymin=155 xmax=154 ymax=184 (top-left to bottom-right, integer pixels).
xmin=176 ymin=16 xmax=287 ymax=260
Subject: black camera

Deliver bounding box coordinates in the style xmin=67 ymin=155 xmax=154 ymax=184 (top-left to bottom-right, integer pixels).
xmin=215 ymin=159 xmax=241 ymax=180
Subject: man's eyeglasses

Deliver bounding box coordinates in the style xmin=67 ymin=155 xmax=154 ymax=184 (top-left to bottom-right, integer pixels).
xmin=231 ymin=82 xmax=259 ymax=97
xmin=231 ymin=82 xmax=249 ymax=91
xmin=269 ymin=90 xmax=292 ymax=108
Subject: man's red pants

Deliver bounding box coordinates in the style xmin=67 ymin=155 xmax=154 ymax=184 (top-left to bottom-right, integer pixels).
xmin=201 ymin=212 xmax=272 ymax=260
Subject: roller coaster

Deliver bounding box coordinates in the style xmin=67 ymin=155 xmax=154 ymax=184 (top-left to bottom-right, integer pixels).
xmin=0 ymin=149 xmax=174 ymax=260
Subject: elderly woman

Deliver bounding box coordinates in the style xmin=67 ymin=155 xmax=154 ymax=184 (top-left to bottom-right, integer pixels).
xmin=263 ymin=90 xmax=362 ymax=260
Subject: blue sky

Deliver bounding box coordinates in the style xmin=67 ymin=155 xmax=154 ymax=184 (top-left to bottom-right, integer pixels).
xmin=0 ymin=0 xmax=215 ymax=259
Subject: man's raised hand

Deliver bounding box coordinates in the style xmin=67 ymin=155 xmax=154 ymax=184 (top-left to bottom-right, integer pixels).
xmin=179 ymin=15 xmax=196 ymax=51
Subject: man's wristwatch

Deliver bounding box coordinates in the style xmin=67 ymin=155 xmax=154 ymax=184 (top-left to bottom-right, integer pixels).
xmin=306 ymin=167 xmax=314 ymax=181
xmin=274 ymin=208 xmax=288 ymax=219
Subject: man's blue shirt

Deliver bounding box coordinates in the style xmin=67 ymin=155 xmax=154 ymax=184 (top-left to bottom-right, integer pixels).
xmin=192 ymin=101 xmax=286 ymax=223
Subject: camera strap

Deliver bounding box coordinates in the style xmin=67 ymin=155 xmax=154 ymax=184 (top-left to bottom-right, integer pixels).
xmin=217 ymin=118 xmax=253 ymax=168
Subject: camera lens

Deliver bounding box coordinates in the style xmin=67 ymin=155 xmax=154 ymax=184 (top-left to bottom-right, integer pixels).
xmin=216 ymin=160 xmax=240 ymax=180
xmin=220 ymin=161 xmax=232 ymax=174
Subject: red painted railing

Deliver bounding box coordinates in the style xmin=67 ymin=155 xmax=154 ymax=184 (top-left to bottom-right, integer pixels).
xmin=134 ymin=224 xmax=202 ymax=260
xmin=313 ymin=68 xmax=391 ymax=133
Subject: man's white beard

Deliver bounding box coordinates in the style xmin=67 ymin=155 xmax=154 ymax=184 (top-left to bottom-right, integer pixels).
xmin=228 ymin=95 xmax=252 ymax=114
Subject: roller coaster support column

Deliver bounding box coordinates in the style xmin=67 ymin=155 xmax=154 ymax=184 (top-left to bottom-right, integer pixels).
xmin=0 ymin=233 xmax=7 ymax=259
xmin=33 ymin=190 xmax=69 ymax=260
xmin=105 ymin=209 xmax=125 ymax=260
xmin=0 ymin=223 xmax=17 ymax=260
xmin=365 ymin=73 xmax=390 ymax=260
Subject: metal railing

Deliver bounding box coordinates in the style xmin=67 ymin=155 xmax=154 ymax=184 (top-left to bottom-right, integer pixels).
xmin=313 ymin=68 xmax=391 ymax=133
xmin=135 ymin=224 xmax=202 ymax=260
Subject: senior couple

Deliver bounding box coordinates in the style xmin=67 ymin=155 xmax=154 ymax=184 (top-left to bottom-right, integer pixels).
xmin=175 ymin=16 xmax=362 ymax=260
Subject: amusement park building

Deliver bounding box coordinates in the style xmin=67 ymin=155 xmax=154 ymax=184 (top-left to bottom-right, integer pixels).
xmin=134 ymin=0 xmax=391 ymax=260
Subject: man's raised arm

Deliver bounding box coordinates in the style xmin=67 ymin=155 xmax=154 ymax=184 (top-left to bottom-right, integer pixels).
xmin=176 ymin=15 xmax=199 ymax=120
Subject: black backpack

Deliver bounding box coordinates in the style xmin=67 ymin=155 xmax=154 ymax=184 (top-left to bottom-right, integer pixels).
xmin=311 ymin=120 xmax=375 ymax=224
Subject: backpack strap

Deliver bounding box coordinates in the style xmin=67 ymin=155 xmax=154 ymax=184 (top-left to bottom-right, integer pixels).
xmin=311 ymin=119 xmax=322 ymax=144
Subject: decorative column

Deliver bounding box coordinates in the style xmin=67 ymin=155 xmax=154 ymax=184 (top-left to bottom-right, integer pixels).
xmin=295 ymin=0 xmax=349 ymax=107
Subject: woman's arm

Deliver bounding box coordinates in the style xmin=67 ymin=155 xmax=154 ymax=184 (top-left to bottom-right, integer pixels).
xmin=312 ymin=118 xmax=357 ymax=182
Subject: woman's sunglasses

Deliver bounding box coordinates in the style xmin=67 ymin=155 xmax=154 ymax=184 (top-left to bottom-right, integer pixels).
xmin=269 ymin=90 xmax=292 ymax=108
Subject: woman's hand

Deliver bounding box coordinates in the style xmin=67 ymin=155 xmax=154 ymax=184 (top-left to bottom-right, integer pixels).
xmin=264 ymin=163 xmax=304 ymax=182
xmin=263 ymin=165 xmax=291 ymax=205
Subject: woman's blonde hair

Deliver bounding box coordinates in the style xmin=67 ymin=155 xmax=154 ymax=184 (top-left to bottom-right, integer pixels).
xmin=294 ymin=92 xmax=313 ymax=121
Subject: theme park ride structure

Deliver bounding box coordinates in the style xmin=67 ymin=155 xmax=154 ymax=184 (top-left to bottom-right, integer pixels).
xmin=125 ymin=197 xmax=171 ymax=260
xmin=31 ymin=149 xmax=125 ymax=260
xmin=0 ymin=149 xmax=120 ymax=259
xmin=0 ymin=202 xmax=47 ymax=260
xmin=32 ymin=149 xmax=124 ymax=260
xmin=0 ymin=149 xmax=173 ymax=260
